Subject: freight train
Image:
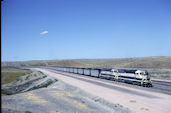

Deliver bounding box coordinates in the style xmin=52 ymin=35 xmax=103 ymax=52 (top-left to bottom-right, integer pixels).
xmin=44 ymin=66 xmax=152 ymax=87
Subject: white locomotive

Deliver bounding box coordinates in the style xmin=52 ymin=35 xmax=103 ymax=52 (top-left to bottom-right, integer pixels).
xmin=100 ymin=68 xmax=152 ymax=87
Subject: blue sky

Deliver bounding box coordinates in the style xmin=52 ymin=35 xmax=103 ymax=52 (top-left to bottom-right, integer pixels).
xmin=2 ymin=0 xmax=171 ymax=61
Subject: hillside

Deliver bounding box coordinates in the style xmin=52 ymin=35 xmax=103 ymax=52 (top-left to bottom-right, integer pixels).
xmin=2 ymin=56 xmax=171 ymax=69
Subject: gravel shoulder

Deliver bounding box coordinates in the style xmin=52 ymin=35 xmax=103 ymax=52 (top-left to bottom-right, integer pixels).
xmin=2 ymin=69 xmax=132 ymax=113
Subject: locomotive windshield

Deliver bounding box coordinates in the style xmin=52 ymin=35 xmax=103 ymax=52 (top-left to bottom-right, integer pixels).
xmin=140 ymin=71 xmax=149 ymax=76
xmin=140 ymin=72 xmax=145 ymax=75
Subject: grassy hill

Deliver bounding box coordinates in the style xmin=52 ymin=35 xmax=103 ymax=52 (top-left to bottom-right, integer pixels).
xmin=2 ymin=56 xmax=171 ymax=69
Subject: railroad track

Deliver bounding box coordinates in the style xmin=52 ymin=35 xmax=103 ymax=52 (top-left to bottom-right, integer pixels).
xmin=151 ymin=80 xmax=171 ymax=94
xmin=45 ymin=68 xmax=171 ymax=95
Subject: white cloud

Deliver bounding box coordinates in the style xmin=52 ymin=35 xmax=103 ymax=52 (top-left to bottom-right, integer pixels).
xmin=40 ymin=30 xmax=48 ymax=35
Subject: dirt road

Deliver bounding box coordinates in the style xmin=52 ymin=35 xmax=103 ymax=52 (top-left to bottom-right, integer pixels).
xmin=35 ymin=68 xmax=171 ymax=113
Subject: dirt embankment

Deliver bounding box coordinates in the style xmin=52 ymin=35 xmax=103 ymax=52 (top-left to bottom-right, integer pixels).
xmin=2 ymin=69 xmax=133 ymax=113
xmin=2 ymin=71 xmax=57 ymax=95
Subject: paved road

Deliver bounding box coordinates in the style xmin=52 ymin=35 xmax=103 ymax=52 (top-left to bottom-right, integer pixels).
xmin=34 ymin=68 xmax=171 ymax=113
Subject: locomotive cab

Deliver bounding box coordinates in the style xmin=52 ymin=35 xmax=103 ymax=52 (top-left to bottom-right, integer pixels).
xmin=135 ymin=70 xmax=152 ymax=87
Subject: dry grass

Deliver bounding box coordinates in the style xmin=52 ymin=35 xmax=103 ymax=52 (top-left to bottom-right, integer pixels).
xmin=1 ymin=67 xmax=32 ymax=85
xmin=140 ymin=107 xmax=149 ymax=111
xmin=2 ymin=56 xmax=171 ymax=69
xmin=25 ymin=93 xmax=48 ymax=104
xmin=129 ymin=100 xmax=136 ymax=103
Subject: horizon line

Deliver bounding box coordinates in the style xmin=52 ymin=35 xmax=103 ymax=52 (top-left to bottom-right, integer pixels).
xmin=1 ymin=56 xmax=171 ymax=62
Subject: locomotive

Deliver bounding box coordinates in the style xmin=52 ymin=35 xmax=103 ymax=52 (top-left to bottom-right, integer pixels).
xmin=44 ymin=66 xmax=152 ymax=87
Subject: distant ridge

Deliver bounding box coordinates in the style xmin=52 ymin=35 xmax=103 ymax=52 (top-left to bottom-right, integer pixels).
xmin=2 ymin=56 xmax=171 ymax=69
